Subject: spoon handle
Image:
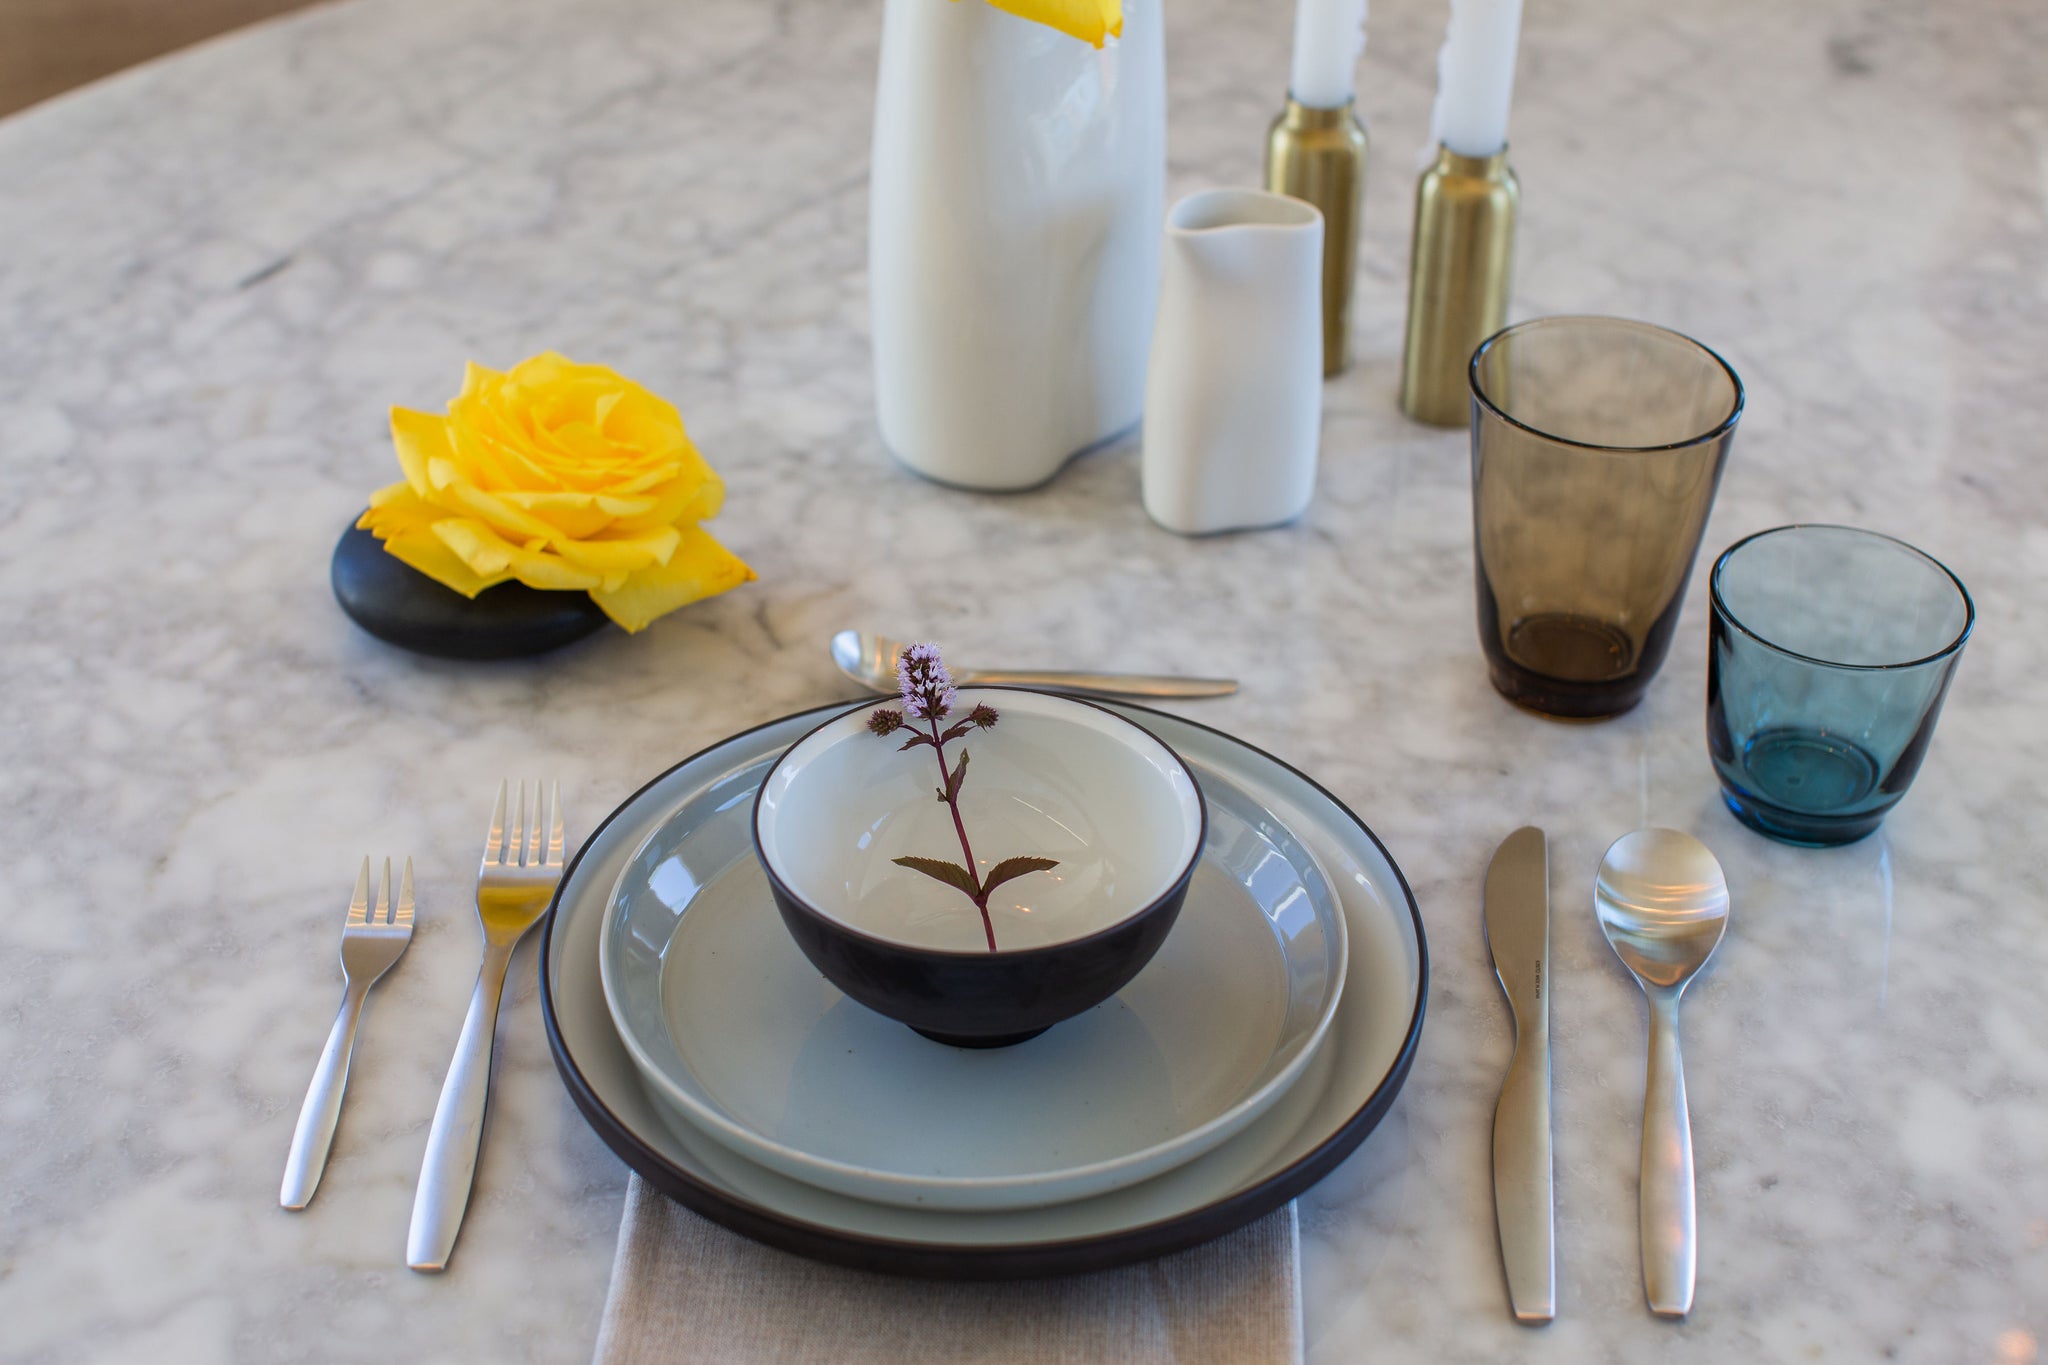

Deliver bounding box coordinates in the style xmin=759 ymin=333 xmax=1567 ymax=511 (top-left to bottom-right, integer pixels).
xmin=1640 ymin=990 xmax=1697 ymax=1317
xmin=956 ymin=669 xmax=1239 ymax=699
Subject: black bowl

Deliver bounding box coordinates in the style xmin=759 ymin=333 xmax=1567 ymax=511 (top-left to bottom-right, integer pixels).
xmin=751 ymin=691 xmax=1207 ymax=1048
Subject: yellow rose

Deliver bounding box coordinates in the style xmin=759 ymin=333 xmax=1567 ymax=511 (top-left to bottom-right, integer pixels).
xmin=359 ymin=353 xmax=755 ymax=633
xmin=969 ymin=0 xmax=1122 ymax=47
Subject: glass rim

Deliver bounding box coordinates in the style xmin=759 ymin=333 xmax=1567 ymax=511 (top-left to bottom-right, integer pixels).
xmin=1466 ymin=315 xmax=1746 ymax=454
xmin=1709 ymin=523 xmax=1976 ymax=672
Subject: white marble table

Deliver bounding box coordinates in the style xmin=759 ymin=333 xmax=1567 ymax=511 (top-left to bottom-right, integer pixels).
xmin=3 ymin=0 xmax=2043 ymax=1360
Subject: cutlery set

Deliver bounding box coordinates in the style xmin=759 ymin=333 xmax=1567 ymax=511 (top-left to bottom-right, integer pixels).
xmin=280 ymin=749 xmax=1729 ymax=1304
xmin=1484 ymin=825 xmax=1729 ymax=1323
xmin=280 ymin=779 xmax=566 ymax=1274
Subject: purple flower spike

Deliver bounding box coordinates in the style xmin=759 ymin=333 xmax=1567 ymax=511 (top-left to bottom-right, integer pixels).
xmin=896 ymin=642 xmax=956 ymax=721
xmin=864 ymin=641 xmax=1053 ymax=951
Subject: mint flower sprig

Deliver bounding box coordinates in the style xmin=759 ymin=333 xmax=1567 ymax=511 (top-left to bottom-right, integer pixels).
xmin=867 ymin=644 xmax=1058 ymax=952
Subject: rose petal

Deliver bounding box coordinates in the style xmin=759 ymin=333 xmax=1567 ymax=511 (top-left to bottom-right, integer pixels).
xmin=453 ymin=415 xmax=564 ymax=493
xmin=604 ymin=474 xmax=722 ymax=533
xmin=432 ymin=517 xmax=605 ymax=591
xmin=382 ymin=529 xmax=513 ymax=598
xmin=587 ymin=525 xmax=757 ymax=632
xmin=550 ymin=523 xmax=682 ymax=573
xmin=360 ymin=480 xmax=436 ymax=526
xmin=426 ymin=455 xmax=566 ymax=542
xmin=458 ymin=360 xmax=505 ymax=402
xmin=495 ymin=489 xmax=620 ymax=540
xmin=588 ymin=491 xmax=661 ymax=518
xmin=389 ymin=408 xmax=455 ymax=497
xmin=601 ymin=386 xmax=688 ymax=450
xmin=602 ymin=462 xmax=689 ymax=497
xmin=362 ymin=483 xmax=520 ymax=597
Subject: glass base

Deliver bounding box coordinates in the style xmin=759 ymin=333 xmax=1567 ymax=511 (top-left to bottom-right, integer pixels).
xmin=1719 ymin=787 xmax=1889 ymax=846
xmin=1508 ymin=613 xmax=1635 ymax=681
xmin=1717 ymin=725 xmax=1894 ymax=845
xmin=1486 ymin=654 xmax=1649 ymax=719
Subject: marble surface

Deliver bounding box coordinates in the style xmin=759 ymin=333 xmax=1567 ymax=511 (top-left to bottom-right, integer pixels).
xmin=1 ymin=0 xmax=2043 ymax=1360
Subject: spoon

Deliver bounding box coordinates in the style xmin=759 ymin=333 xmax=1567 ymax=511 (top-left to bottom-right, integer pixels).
xmin=1594 ymin=827 xmax=1730 ymax=1319
xmin=830 ymin=630 xmax=1238 ymax=701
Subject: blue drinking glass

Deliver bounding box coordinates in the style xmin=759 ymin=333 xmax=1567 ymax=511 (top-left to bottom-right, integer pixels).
xmin=1707 ymin=525 xmax=1973 ymax=846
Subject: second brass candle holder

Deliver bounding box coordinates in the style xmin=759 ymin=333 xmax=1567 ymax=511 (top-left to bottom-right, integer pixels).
xmin=1399 ymin=144 xmax=1518 ymax=426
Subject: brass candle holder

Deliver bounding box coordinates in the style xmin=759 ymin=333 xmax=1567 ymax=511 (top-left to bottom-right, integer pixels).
xmin=1399 ymin=144 xmax=1518 ymax=426
xmin=1265 ymin=98 xmax=1369 ymax=376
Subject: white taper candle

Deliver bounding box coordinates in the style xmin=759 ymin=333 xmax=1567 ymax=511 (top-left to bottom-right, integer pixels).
xmin=1430 ymin=0 xmax=1523 ymax=158
xmin=1289 ymin=0 xmax=1368 ymax=110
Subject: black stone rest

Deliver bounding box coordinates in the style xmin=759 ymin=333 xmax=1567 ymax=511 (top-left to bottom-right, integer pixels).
xmin=331 ymin=516 xmax=609 ymax=660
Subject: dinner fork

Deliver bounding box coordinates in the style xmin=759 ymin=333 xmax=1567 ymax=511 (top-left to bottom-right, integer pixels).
xmin=280 ymin=856 xmax=415 ymax=1210
xmin=407 ymin=779 xmax=564 ymax=1272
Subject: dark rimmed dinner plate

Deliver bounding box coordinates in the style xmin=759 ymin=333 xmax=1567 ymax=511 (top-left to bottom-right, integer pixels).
xmin=541 ymin=700 xmax=1427 ymax=1280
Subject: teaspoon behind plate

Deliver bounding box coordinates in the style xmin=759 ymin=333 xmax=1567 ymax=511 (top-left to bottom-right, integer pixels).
xmin=829 ymin=629 xmax=1238 ymax=701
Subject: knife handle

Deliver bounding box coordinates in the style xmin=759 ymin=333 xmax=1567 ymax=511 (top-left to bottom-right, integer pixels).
xmin=1641 ymin=989 xmax=1696 ymax=1317
xmin=1493 ymin=1025 xmax=1556 ymax=1322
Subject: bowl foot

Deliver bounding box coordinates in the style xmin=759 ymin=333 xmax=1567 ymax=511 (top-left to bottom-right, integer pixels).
xmin=911 ymin=1025 xmax=1050 ymax=1049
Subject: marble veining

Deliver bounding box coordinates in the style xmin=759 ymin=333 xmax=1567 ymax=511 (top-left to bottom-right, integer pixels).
xmin=0 ymin=0 xmax=2043 ymax=1360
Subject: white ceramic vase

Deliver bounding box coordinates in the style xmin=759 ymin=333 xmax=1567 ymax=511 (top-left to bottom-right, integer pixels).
xmin=1141 ymin=189 xmax=1325 ymax=535
xmin=869 ymin=0 xmax=1165 ymax=491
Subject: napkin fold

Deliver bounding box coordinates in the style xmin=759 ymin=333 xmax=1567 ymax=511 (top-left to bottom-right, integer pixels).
xmin=592 ymin=1175 xmax=1302 ymax=1365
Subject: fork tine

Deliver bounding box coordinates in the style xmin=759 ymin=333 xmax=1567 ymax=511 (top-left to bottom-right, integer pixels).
xmin=546 ymin=781 xmax=565 ymax=868
xmin=526 ymin=776 xmax=545 ymax=866
xmin=483 ymin=780 xmax=508 ymax=867
xmin=377 ymin=856 xmax=392 ymax=925
xmin=397 ymin=857 xmax=415 ymax=926
xmin=510 ymin=780 xmax=528 ymax=867
xmin=346 ymin=856 xmax=371 ymax=925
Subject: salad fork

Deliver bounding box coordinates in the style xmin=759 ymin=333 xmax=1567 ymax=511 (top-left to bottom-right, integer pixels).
xmin=281 ymin=856 xmax=415 ymax=1210
xmin=408 ymin=779 xmax=564 ymax=1272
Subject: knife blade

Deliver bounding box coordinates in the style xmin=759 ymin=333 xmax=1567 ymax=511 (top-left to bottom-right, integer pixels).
xmin=1484 ymin=825 xmax=1555 ymax=1323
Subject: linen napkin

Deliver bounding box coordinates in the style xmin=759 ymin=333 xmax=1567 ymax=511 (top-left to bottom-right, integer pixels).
xmin=592 ymin=1175 xmax=1302 ymax=1365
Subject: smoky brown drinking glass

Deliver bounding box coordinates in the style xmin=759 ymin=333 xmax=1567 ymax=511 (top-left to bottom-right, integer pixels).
xmin=1468 ymin=317 xmax=1744 ymax=718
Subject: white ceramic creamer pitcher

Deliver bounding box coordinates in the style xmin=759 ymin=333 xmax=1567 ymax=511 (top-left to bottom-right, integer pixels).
xmin=1141 ymin=189 xmax=1325 ymax=535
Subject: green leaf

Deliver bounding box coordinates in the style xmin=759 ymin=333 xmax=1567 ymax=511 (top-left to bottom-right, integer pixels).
xmin=892 ymin=856 xmax=981 ymax=902
xmin=980 ymin=855 xmax=1059 ymax=897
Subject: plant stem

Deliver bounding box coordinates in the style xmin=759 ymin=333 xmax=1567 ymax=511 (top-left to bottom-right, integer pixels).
xmin=926 ymin=715 xmax=996 ymax=952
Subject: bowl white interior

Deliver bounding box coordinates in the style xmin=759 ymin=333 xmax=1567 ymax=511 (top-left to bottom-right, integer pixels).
xmin=756 ymin=690 xmax=1204 ymax=952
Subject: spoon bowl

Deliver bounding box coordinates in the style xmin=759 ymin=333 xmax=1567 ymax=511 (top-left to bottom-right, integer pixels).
xmin=829 ymin=629 xmax=897 ymax=693
xmin=829 ymin=629 xmax=1238 ymax=701
xmin=1595 ymin=827 xmax=1730 ymax=1320
xmin=1594 ymin=829 xmax=1729 ymax=989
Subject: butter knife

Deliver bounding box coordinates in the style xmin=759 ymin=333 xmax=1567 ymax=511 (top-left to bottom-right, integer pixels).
xmin=1484 ymin=826 xmax=1555 ymax=1323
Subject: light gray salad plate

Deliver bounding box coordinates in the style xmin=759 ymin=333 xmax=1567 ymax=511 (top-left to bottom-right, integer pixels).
xmin=599 ymin=739 xmax=1348 ymax=1211
xmin=542 ymin=701 xmax=1427 ymax=1279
